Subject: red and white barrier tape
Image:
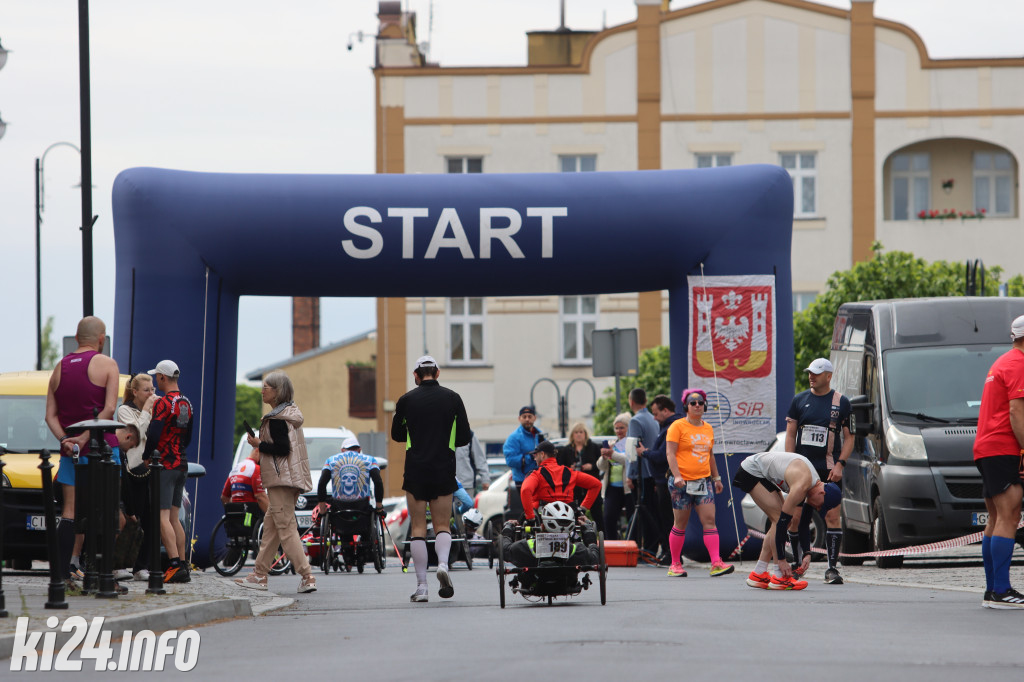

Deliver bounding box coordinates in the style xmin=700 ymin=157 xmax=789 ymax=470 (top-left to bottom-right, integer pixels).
xmin=742 ymin=520 xmax=1024 ymax=558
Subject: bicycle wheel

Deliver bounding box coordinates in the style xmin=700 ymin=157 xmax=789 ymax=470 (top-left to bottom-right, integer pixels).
xmin=210 ymin=517 xmax=246 ymax=577
xmin=497 ymin=533 xmax=506 ymax=609
xmin=318 ymin=514 xmax=332 ymax=573
xmin=598 ymin=531 xmax=607 ymax=606
xmin=255 ymin=520 xmax=293 ymax=576
xmin=372 ymin=517 xmax=385 ymax=573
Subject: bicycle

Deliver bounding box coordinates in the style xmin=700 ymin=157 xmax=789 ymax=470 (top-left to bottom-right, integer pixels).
xmin=209 ymin=502 xmax=293 ymax=576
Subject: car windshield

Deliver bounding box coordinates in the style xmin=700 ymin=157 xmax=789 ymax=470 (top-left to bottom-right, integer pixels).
xmin=883 ymin=345 xmax=1004 ymax=423
xmin=237 ymin=436 xmax=350 ymax=471
xmin=0 ymin=396 xmax=58 ymax=452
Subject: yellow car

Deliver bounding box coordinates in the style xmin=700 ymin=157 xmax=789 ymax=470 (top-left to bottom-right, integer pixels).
xmin=0 ymin=370 xmax=128 ymax=568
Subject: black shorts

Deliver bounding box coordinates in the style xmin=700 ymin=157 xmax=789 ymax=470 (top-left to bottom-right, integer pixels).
xmin=975 ymin=455 xmax=1024 ymax=498
xmin=402 ymin=454 xmax=457 ymax=502
xmin=733 ymin=467 xmax=781 ymax=495
xmin=814 ymin=466 xmax=843 ymax=490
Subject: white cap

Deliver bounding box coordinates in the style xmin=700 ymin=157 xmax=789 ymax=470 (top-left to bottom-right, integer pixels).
xmin=414 ymin=355 xmax=438 ymax=370
xmin=341 ymin=435 xmax=360 ymax=450
xmin=1012 ymin=314 xmax=1024 ymax=340
xmin=147 ymin=360 xmax=180 ymax=378
xmin=804 ymin=358 xmax=834 ymax=374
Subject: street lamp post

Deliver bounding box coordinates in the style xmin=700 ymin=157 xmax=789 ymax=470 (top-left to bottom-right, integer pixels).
xmin=36 ymin=142 xmax=82 ymax=371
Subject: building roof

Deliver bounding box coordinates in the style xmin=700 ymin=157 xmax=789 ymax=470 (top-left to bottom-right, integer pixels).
xmin=245 ymin=329 xmax=376 ymax=380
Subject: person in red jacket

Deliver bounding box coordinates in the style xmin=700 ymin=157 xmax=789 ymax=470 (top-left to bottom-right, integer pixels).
xmin=519 ymin=440 xmax=601 ymax=522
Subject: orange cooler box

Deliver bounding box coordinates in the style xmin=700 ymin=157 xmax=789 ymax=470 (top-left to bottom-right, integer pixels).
xmin=604 ymin=540 xmax=638 ymax=567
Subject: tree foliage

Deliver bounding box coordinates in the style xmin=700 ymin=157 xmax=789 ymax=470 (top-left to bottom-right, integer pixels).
xmin=793 ymin=242 xmax=1024 ymax=390
xmin=592 ymin=345 xmax=671 ymax=435
xmin=235 ymin=384 xmax=262 ymax=449
xmin=40 ymin=316 xmax=60 ymax=370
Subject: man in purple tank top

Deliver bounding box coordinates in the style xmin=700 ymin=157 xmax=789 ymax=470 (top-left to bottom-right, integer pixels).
xmin=45 ymin=316 xmax=122 ymax=584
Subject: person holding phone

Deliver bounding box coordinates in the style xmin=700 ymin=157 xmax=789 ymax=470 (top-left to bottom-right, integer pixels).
xmin=664 ymin=388 xmax=734 ymax=578
xmin=597 ymin=413 xmax=632 ymax=540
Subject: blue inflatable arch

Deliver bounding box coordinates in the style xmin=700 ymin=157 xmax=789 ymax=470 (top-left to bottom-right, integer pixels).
xmin=112 ymin=165 xmax=795 ymax=561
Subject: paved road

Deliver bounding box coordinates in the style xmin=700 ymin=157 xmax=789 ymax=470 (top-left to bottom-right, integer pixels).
xmin=65 ymin=555 xmax=1022 ymax=681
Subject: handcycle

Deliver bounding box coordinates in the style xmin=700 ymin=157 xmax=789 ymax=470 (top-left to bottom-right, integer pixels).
xmin=209 ymin=502 xmax=293 ymax=576
xmin=311 ymin=500 xmax=386 ymax=574
xmin=496 ymin=502 xmax=607 ymax=608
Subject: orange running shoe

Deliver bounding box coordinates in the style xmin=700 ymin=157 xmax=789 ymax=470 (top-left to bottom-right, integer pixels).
xmin=746 ymin=571 xmax=771 ymax=589
xmin=768 ymin=574 xmax=808 ymax=590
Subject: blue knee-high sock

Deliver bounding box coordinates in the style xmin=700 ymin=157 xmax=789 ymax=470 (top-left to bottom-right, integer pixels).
xmin=991 ymin=536 xmax=1015 ymax=593
xmin=981 ymin=534 xmax=994 ymax=592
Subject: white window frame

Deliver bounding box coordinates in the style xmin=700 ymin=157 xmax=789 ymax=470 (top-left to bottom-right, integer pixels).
xmin=559 ymin=296 xmax=598 ymax=364
xmin=446 ymin=297 xmax=485 ymax=365
xmin=446 ymin=157 xmax=483 ymax=174
xmin=695 ymin=153 xmax=732 ymax=168
xmin=780 ymin=152 xmax=817 ymax=218
xmin=890 ymin=153 xmax=930 ymax=221
xmin=559 ymin=154 xmax=597 ymax=172
xmin=973 ymin=151 xmax=1014 ymax=217
xmin=793 ymin=291 xmax=817 ymax=312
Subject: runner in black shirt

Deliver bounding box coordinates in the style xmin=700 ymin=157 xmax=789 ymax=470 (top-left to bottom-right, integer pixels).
xmin=391 ymin=355 xmax=471 ymax=602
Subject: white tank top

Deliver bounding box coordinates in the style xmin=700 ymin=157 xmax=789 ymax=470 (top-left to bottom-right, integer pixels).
xmin=740 ymin=452 xmax=820 ymax=493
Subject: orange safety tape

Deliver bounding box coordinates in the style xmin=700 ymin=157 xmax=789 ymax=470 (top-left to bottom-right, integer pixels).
xmin=745 ymin=520 xmax=1024 ymax=558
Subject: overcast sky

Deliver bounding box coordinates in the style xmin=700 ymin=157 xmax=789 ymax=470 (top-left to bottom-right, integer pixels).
xmin=1 ymin=0 xmax=1021 ymax=382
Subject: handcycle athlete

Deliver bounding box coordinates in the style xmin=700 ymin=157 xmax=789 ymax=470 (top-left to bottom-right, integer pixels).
xmin=315 ymin=436 xmax=386 ymax=572
xmin=496 ymin=440 xmax=608 ymax=606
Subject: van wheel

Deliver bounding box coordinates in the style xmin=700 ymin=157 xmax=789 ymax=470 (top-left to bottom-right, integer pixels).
xmin=871 ymin=498 xmax=904 ymax=569
xmin=840 ymin=511 xmax=867 ymax=566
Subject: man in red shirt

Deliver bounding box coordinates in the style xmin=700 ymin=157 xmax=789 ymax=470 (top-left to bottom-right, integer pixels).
xmin=221 ymin=450 xmax=269 ymax=513
xmin=519 ymin=440 xmax=601 ymax=522
xmin=143 ymin=360 xmax=194 ymax=584
xmin=973 ymin=314 xmax=1024 ymax=608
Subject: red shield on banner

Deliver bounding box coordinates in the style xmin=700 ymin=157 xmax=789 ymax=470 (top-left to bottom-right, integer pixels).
xmin=691 ymin=285 xmax=773 ymax=383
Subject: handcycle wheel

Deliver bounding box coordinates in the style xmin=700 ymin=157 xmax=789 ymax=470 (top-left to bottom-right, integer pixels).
xmin=256 ymin=520 xmax=293 ymax=576
xmin=497 ymin=531 xmax=506 ymax=609
xmin=319 ymin=514 xmax=332 ymax=574
xmin=598 ymin=531 xmax=607 ymax=606
xmin=210 ymin=517 xmax=246 ymax=576
xmin=372 ymin=516 xmax=385 ymax=573
xmin=465 ymin=538 xmax=474 ymax=571
xmin=488 ymin=538 xmax=494 ymax=570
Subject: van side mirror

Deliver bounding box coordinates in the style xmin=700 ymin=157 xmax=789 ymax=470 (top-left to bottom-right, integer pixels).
xmin=849 ymin=394 xmax=875 ymax=436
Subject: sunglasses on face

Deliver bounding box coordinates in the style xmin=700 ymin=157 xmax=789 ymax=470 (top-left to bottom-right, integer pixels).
xmin=688 ymin=400 xmax=705 ymax=407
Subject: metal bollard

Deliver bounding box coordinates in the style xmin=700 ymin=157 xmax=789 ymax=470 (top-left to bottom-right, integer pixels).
xmin=146 ymin=451 xmax=165 ymax=595
xmin=0 ymin=453 xmax=7 ymax=617
xmin=82 ymin=428 xmax=103 ymax=594
xmin=95 ymin=435 xmax=119 ymax=600
xmin=38 ymin=449 xmax=68 ymax=610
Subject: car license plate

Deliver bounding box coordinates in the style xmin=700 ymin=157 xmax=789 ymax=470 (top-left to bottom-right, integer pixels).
xmin=534 ymin=532 xmax=570 ymax=559
xmin=972 ymin=511 xmax=1024 ymax=526
xmin=26 ymin=515 xmax=46 ymax=531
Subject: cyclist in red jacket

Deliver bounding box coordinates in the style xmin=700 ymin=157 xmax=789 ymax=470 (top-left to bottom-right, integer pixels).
xmin=519 ymin=440 xmax=601 ymax=522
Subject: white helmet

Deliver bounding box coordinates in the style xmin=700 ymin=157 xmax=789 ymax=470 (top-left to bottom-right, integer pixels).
xmin=463 ymin=508 xmax=483 ymax=528
xmin=539 ymin=501 xmax=575 ymax=533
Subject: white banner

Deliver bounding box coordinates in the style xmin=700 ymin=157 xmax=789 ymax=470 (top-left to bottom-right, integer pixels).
xmin=687 ymin=275 xmax=777 ymax=454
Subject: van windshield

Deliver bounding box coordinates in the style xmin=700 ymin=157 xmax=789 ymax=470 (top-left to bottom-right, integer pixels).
xmin=0 ymin=396 xmax=59 ymax=452
xmin=883 ymin=345 xmax=1005 ymax=423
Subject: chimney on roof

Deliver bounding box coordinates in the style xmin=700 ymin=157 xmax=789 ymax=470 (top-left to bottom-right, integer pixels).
xmin=376 ymin=1 xmax=426 ymax=67
xmin=292 ymin=297 xmax=320 ymax=356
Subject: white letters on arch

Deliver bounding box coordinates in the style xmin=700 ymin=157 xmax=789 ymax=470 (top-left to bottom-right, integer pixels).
xmin=341 ymin=206 xmax=566 ymax=260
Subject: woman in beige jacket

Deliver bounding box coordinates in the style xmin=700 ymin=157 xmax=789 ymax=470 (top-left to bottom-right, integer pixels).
xmin=234 ymin=370 xmax=316 ymax=593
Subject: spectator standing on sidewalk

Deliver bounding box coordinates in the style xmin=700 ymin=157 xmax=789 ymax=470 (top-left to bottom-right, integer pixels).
xmin=973 ymin=314 xmax=1024 ymax=608
xmin=503 ymin=406 xmax=544 ymax=520
xmin=117 ymin=373 xmax=158 ymax=582
xmin=143 ymin=360 xmax=194 ymax=584
xmin=626 ymin=388 xmax=662 ymax=561
xmin=391 ymin=355 xmax=472 ymax=603
xmin=455 ymin=430 xmax=488 ymax=494
xmin=44 ymin=316 xmax=122 ymax=587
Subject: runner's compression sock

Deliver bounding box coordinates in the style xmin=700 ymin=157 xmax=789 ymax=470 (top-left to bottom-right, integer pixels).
xmin=703 ymin=528 xmax=721 ymax=563
xmin=669 ymin=527 xmax=685 ymax=565
xmin=787 ymin=531 xmax=803 ymax=566
xmin=826 ymin=529 xmax=842 ymax=569
xmin=410 ymin=537 xmax=428 ymax=584
xmin=434 ymin=530 xmax=452 ymax=569
xmin=981 ymin=534 xmax=994 ymax=592
xmin=991 ymin=535 xmax=1014 ymax=593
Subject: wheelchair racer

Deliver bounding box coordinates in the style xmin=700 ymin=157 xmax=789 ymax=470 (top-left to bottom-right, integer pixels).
xmin=316 ymin=436 xmax=385 ymax=518
xmin=500 ymin=501 xmax=600 ymax=567
xmin=221 ymin=449 xmax=270 ymax=513
xmin=518 ymin=440 xmax=601 ymax=524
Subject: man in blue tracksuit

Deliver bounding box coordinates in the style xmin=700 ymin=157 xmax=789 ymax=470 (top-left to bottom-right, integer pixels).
xmin=503 ymin=405 xmax=544 ymax=520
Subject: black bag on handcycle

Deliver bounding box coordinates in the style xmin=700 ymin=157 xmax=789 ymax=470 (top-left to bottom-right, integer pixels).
xmin=223 ymin=502 xmax=262 ymax=538
xmin=327 ymin=499 xmax=373 ymax=537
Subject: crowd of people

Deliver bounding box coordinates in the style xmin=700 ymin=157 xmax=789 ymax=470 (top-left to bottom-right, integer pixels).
xmin=45 ymin=312 xmax=1024 ymax=610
